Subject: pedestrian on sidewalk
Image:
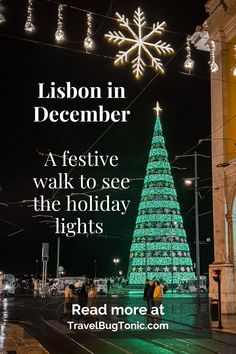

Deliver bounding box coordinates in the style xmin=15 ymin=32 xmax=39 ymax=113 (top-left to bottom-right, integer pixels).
xmin=153 ymin=281 xmax=163 ymax=311
xmin=76 ymin=282 xmax=88 ymax=321
xmin=107 ymin=278 xmax=111 ymax=292
xmin=60 ymin=284 xmax=74 ymax=321
xmin=143 ymin=279 xmax=150 ymax=312
xmin=144 ymin=280 xmax=155 ymax=314
xmin=87 ymin=282 xmax=97 ymax=310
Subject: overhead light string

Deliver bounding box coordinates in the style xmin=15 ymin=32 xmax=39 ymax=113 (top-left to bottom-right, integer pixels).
xmin=209 ymin=40 xmax=218 ymax=73
xmin=0 ymin=0 xmax=234 ymax=76
xmin=55 ymin=4 xmax=65 ymax=42
xmin=84 ymin=12 xmax=95 ymax=51
xmin=184 ymin=35 xmax=195 ymax=73
xmin=25 ymin=0 xmax=35 ymax=33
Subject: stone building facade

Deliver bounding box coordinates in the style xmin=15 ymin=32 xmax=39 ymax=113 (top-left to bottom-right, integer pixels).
xmin=205 ymin=0 xmax=236 ymax=314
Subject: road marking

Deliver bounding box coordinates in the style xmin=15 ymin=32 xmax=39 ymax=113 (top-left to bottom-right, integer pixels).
xmin=42 ymin=318 xmax=133 ymax=354
xmin=97 ymin=337 xmax=133 ymax=354
xmin=40 ymin=316 xmax=96 ymax=354
xmin=47 ymin=320 xmax=76 ymax=334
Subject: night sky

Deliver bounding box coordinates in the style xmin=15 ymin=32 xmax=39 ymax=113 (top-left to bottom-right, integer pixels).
xmin=0 ymin=0 xmax=213 ymax=278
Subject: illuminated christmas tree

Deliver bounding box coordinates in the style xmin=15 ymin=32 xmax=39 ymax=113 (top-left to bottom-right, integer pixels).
xmin=128 ymin=103 xmax=195 ymax=286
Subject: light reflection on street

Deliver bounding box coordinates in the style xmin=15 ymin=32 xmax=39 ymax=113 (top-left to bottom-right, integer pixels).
xmin=2 ymin=298 xmax=9 ymax=321
xmin=0 ymin=323 xmax=6 ymax=346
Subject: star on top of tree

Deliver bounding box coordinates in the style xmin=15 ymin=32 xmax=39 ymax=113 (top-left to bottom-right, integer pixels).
xmin=104 ymin=7 xmax=174 ymax=79
xmin=153 ymin=101 xmax=163 ymax=116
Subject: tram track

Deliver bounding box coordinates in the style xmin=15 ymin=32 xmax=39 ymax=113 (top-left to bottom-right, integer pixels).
xmin=2 ymin=296 xmax=236 ymax=354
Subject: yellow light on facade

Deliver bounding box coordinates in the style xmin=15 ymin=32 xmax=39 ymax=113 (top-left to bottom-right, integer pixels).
xmin=232 ymin=44 xmax=236 ymax=77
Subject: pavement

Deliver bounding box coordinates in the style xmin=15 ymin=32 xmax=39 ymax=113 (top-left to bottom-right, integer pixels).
xmin=0 ymin=321 xmax=49 ymax=354
xmin=110 ymin=287 xmax=236 ymax=334
xmin=1 ymin=290 xmax=236 ymax=354
xmin=213 ymin=314 xmax=236 ymax=335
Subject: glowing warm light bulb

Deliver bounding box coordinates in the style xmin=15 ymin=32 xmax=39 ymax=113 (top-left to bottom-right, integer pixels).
xmin=25 ymin=21 xmax=35 ymax=32
xmin=55 ymin=29 xmax=65 ymax=42
xmin=232 ymin=65 xmax=236 ymax=77
xmin=184 ymin=179 xmax=193 ymax=186
xmin=184 ymin=58 xmax=194 ymax=71
xmin=210 ymin=61 xmax=219 ymax=73
xmin=0 ymin=13 xmax=5 ymax=24
xmin=83 ymin=36 xmax=95 ymax=51
xmin=0 ymin=0 xmax=6 ymax=24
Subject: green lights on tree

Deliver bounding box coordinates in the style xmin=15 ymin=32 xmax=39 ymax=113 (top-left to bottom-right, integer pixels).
xmin=128 ymin=104 xmax=195 ymax=285
xmin=130 ymin=242 xmax=190 ymax=252
xmin=132 ymin=257 xmax=193 ymax=266
xmin=134 ymin=228 xmax=186 ymax=237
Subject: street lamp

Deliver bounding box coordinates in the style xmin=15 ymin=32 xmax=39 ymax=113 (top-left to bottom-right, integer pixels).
xmin=113 ymin=258 xmax=120 ymax=276
xmin=199 ymin=138 xmax=236 ymax=144
xmin=35 ymin=259 xmax=39 ymax=279
xmin=94 ymin=260 xmax=97 ymax=279
xmin=56 ymin=236 xmax=60 ymax=279
xmin=184 ymin=178 xmax=195 ymax=186
xmin=175 ymin=151 xmax=210 ymax=305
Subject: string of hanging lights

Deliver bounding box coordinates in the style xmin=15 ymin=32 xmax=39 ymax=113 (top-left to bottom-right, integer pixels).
xmin=24 ymin=0 xmax=35 ymax=33
xmin=209 ymin=40 xmax=219 ymax=73
xmin=55 ymin=4 xmax=65 ymax=42
xmin=184 ymin=36 xmax=195 ymax=73
xmin=83 ymin=12 xmax=95 ymax=51
xmin=232 ymin=45 xmax=236 ymax=77
xmin=0 ymin=0 xmax=6 ymax=24
xmin=183 ymin=36 xmax=220 ymax=74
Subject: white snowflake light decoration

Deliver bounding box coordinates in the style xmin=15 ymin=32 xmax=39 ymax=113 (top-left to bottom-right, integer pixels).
xmin=104 ymin=7 xmax=174 ymax=79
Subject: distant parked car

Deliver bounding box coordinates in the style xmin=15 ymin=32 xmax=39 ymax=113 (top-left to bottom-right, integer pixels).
xmin=94 ymin=278 xmax=107 ymax=294
xmin=2 ymin=274 xmax=15 ymax=296
xmin=53 ymin=276 xmax=87 ymax=295
xmin=176 ymin=276 xmax=208 ymax=294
